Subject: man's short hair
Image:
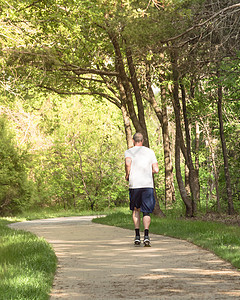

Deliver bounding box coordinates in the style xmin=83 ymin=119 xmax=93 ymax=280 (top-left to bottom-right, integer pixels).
xmin=133 ymin=132 xmax=144 ymax=143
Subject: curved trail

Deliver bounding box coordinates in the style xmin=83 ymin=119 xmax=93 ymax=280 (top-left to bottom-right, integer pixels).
xmin=9 ymin=216 xmax=240 ymax=299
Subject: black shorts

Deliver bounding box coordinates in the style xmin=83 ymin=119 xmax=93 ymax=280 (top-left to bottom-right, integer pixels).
xmin=129 ymin=188 xmax=155 ymax=213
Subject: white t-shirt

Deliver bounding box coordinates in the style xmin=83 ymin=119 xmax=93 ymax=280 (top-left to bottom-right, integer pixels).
xmin=124 ymin=146 xmax=157 ymax=189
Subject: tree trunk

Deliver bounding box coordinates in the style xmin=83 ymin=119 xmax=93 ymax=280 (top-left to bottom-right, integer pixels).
xmin=145 ymin=63 xmax=175 ymax=208
xmin=195 ymin=121 xmax=200 ymax=175
xmin=185 ymin=163 xmax=191 ymax=197
xmin=175 ymin=130 xmax=193 ymax=217
xmin=217 ymin=73 xmax=235 ymax=215
xmin=126 ymin=47 xmax=149 ymax=147
xmin=195 ymin=121 xmax=201 ymax=206
xmin=211 ymin=148 xmax=221 ymax=212
xmin=180 ymin=82 xmax=200 ymax=215
xmin=109 ymin=32 xmax=165 ymax=216
xmin=206 ymin=176 xmax=214 ymax=213
xmin=121 ymin=104 xmax=133 ymax=149
xmin=201 ymin=118 xmax=221 ymax=212
xmin=170 ymin=51 xmax=193 ymax=216
xmin=109 ymin=31 xmax=147 ymax=142
xmin=160 ymin=84 xmax=176 ymax=208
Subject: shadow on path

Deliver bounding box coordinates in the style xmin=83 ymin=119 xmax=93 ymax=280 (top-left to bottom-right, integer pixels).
xmin=9 ymin=216 xmax=240 ymax=299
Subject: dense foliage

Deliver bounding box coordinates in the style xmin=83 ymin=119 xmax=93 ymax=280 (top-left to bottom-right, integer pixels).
xmin=0 ymin=117 xmax=33 ymax=214
xmin=0 ymin=94 xmax=130 ymax=214
xmin=34 ymin=96 xmax=129 ymax=210
xmin=0 ymin=0 xmax=239 ymax=216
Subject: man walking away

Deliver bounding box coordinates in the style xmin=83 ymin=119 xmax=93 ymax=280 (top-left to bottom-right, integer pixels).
xmin=124 ymin=132 xmax=159 ymax=246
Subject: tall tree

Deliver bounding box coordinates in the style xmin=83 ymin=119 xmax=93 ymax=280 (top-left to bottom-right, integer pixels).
xmin=1 ymin=0 xmax=239 ymax=216
xmin=145 ymin=61 xmax=175 ymax=208
xmin=1 ymin=0 xmax=168 ymax=214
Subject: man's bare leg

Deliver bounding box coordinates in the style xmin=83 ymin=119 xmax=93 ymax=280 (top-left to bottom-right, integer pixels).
xmin=132 ymin=207 xmax=141 ymax=228
xmin=143 ymin=215 xmax=151 ymax=230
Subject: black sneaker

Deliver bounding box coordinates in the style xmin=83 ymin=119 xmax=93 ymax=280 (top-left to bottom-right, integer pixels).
xmin=134 ymin=236 xmax=141 ymax=245
xmin=143 ymin=236 xmax=151 ymax=247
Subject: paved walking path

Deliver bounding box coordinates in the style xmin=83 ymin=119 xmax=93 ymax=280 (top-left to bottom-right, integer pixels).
xmin=9 ymin=216 xmax=240 ymax=299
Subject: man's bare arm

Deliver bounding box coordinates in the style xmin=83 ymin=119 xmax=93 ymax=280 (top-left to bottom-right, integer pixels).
xmin=125 ymin=157 xmax=132 ymax=181
xmin=152 ymin=162 xmax=159 ymax=174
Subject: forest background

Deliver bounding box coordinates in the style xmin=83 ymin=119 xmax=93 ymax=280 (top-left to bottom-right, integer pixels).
xmin=0 ymin=0 xmax=239 ymax=218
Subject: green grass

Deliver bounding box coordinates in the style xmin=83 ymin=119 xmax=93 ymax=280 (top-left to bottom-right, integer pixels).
xmin=0 ymin=218 xmax=57 ymax=300
xmin=11 ymin=206 xmax=109 ymax=221
xmin=1 ymin=206 xmax=240 ymax=299
xmin=93 ymin=210 xmax=240 ymax=270
xmin=0 ymin=206 xmax=123 ymax=300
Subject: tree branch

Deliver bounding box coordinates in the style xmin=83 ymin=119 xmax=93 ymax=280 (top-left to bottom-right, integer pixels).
xmin=38 ymin=84 xmax=121 ymax=108
xmin=61 ymin=64 xmax=119 ymax=77
xmin=160 ymin=4 xmax=240 ymax=43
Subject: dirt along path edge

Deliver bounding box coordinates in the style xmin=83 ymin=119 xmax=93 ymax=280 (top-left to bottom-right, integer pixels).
xmin=9 ymin=216 xmax=240 ymax=299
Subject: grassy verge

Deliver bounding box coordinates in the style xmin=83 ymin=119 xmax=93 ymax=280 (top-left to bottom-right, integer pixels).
xmin=0 ymin=218 xmax=57 ymax=300
xmin=10 ymin=206 xmax=110 ymax=221
xmin=1 ymin=206 xmax=239 ymax=299
xmin=0 ymin=206 xmax=122 ymax=300
xmin=93 ymin=210 xmax=240 ymax=270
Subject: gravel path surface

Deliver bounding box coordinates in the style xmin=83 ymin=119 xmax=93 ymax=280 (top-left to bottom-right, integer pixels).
xmin=9 ymin=216 xmax=240 ymax=299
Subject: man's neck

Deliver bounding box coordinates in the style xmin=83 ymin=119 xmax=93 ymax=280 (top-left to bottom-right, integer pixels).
xmin=134 ymin=142 xmax=143 ymax=147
